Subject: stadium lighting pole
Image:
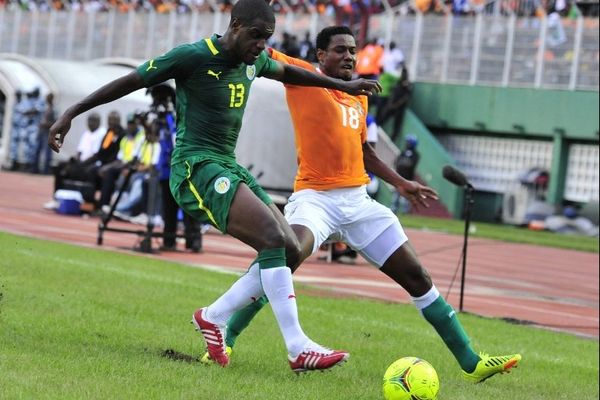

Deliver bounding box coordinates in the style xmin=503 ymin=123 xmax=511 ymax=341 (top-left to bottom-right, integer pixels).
xmin=459 ymin=186 xmax=475 ymax=312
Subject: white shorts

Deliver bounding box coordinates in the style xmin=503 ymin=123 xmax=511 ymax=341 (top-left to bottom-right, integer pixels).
xmin=284 ymin=185 xmax=408 ymax=267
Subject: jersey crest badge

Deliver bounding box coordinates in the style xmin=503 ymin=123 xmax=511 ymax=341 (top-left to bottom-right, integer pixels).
xmin=214 ymin=177 xmax=231 ymax=194
xmin=246 ymin=65 xmax=256 ymax=81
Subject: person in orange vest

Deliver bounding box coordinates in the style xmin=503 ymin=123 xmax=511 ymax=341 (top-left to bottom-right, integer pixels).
xmin=355 ymin=38 xmax=384 ymax=80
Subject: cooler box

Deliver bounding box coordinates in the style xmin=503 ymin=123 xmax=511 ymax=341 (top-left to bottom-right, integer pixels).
xmin=55 ymin=189 xmax=83 ymax=215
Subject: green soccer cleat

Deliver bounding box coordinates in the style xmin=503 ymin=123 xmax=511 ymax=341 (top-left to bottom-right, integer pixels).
xmin=462 ymin=353 xmax=521 ymax=383
xmin=200 ymin=346 xmax=233 ymax=365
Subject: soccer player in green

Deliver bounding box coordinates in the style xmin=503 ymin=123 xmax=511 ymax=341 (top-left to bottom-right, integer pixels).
xmin=49 ymin=0 xmax=381 ymax=373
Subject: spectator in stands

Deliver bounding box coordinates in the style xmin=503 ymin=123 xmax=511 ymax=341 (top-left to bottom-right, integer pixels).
xmin=33 ymin=92 xmax=57 ymax=174
xmin=356 ymin=38 xmax=383 ymax=81
xmin=298 ymin=31 xmax=317 ymax=63
xmin=97 ymin=112 xmax=143 ymax=213
xmin=49 ymin=112 xmax=104 ymax=198
xmin=280 ymin=32 xmax=301 ymax=58
xmin=375 ymin=65 xmax=412 ymax=142
xmin=392 ymin=134 xmax=420 ymax=214
xmin=382 ymin=41 xmax=405 ymax=76
xmin=374 ymin=41 xmax=404 ymax=124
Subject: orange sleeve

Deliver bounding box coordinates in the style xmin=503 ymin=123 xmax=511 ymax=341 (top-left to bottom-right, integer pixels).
xmin=270 ymin=49 xmax=315 ymax=72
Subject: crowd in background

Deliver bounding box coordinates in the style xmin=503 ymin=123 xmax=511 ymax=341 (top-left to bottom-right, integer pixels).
xmin=0 ymin=0 xmax=401 ymax=14
xmin=1 ymin=0 xmax=595 ymax=16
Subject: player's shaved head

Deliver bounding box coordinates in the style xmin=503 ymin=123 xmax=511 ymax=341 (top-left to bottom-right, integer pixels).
xmin=231 ymin=0 xmax=275 ymax=26
xmin=316 ymin=26 xmax=354 ymax=51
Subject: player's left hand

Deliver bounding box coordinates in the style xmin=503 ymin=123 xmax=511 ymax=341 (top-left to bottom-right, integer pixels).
xmin=342 ymin=79 xmax=382 ymax=96
xmin=396 ymin=181 xmax=439 ymax=210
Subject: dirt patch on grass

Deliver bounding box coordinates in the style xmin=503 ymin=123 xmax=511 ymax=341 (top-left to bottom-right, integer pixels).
xmin=161 ymin=348 xmax=199 ymax=363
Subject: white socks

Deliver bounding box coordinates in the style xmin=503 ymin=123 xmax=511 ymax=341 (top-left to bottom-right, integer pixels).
xmin=260 ymin=266 xmax=309 ymax=358
xmin=411 ymin=285 xmax=440 ymax=311
xmin=204 ymin=263 xmax=310 ymax=358
xmin=205 ymin=263 xmax=264 ymax=326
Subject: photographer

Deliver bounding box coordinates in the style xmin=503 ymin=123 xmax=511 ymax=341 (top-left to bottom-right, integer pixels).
xmin=146 ymin=84 xmax=201 ymax=252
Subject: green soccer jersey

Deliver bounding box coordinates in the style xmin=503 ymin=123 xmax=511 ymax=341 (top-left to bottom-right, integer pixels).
xmin=136 ymin=34 xmax=278 ymax=163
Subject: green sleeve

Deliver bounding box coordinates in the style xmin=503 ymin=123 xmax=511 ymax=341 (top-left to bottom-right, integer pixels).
xmin=137 ymin=43 xmax=207 ymax=87
xmin=256 ymin=50 xmax=279 ymax=78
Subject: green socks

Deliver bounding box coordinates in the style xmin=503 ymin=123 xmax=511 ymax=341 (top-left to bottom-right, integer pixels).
xmin=421 ymin=295 xmax=480 ymax=372
xmin=225 ymin=295 xmax=269 ymax=348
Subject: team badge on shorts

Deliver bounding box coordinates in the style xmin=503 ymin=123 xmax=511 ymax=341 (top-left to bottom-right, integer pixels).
xmin=214 ymin=177 xmax=231 ymax=194
xmin=246 ymin=65 xmax=256 ymax=80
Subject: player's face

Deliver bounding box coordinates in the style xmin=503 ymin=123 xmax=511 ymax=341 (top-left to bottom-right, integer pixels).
xmin=232 ymin=18 xmax=275 ymax=65
xmin=318 ymin=34 xmax=357 ymax=81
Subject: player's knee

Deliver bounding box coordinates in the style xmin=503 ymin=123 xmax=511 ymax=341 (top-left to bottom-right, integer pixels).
xmin=284 ymin=236 xmax=302 ymax=270
xmin=259 ymin=224 xmax=287 ymax=250
xmin=405 ymin=263 xmax=433 ymax=294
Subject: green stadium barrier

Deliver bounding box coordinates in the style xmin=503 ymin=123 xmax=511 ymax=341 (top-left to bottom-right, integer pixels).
xmin=375 ymin=109 xmax=464 ymax=218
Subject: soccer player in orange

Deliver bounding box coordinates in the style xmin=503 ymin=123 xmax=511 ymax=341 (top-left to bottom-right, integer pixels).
xmin=205 ymin=26 xmax=522 ymax=382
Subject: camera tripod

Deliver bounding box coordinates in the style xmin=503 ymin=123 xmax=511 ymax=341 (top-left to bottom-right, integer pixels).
xmin=96 ymin=160 xmax=202 ymax=254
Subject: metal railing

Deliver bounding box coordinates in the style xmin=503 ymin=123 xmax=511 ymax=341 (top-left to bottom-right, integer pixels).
xmin=0 ymin=8 xmax=597 ymax=91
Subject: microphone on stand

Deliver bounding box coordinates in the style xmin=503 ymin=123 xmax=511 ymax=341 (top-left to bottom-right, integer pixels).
xmin=442 ymin=165 xmax=474 ymax=312
xmin=442 ymin=165 xmax=473 ymax=188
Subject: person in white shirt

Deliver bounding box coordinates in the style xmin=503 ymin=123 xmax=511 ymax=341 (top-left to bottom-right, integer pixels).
xmin=75 ymin=113 xmax=105 ymax=162
xmin=382 ymin=41 xmax=405 ymax=77
xmin=46 ymin=113 xmax=105 ymax=208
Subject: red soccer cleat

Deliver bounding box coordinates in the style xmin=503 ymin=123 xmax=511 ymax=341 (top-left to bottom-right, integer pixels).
xmin=288 ymin=346 xmax=350 ymax=373
xmin=191 ymin=308 xmax=229 ymax=367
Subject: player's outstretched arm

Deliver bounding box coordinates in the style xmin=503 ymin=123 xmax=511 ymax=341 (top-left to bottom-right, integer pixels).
xmin=264 ymin=61 xmax=382 ymax=96
xmin=48 ymin=71 xmax=145 ymax=153
xmin=362 ymin=142 xmax=438 ymax=210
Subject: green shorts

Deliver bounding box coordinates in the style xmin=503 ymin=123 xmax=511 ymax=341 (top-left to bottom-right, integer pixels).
xmin=169 ymin=156 xmax=272 ymax=233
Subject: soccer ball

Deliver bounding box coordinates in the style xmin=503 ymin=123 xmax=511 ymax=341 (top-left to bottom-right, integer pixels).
xmin=382 ymin=357 xmax=440 ymax=400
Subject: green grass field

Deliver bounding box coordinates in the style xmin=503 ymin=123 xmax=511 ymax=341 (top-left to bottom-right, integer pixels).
xmin=0 ymin=232 xmax=598 ymax=400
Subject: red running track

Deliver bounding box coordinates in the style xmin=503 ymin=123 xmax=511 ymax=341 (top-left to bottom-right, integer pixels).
xmin=0 ymin=171 xmax=597 ymax=338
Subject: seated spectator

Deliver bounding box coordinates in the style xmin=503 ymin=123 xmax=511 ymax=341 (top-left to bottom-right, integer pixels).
xmin=45 ymin=111 xmax=124 ymax=210
xmin=97 ymin=113 xmax=145 ymax=213
xmin=112 ymin=125 xmax=161 ymax=221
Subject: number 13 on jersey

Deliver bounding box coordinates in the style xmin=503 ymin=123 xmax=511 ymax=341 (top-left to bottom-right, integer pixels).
xmin=339 ymin=104 xmax=360 ymax=129
xmin=228 ymin=83 xmax=245 ymax=108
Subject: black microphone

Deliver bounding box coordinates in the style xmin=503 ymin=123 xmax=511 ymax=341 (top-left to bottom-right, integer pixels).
xmin=442 ymin=165 xmax=473 ymax=188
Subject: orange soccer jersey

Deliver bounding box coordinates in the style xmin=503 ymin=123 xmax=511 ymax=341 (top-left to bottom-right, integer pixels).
xmin=271 ymin=50 xmax=370 ymax=192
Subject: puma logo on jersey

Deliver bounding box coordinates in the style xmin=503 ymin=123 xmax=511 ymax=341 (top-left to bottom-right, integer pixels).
xmin=207 ymin=69 xmax=222 ymax=80
xmin=146 ymin=59 xmax=158 ymax=71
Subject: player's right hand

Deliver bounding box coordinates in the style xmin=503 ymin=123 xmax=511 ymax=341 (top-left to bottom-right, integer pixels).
xmin=48 ymin=116 xmax=72 ymax=153
xmin=343 ymin=79 xmax=382 ymax=97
